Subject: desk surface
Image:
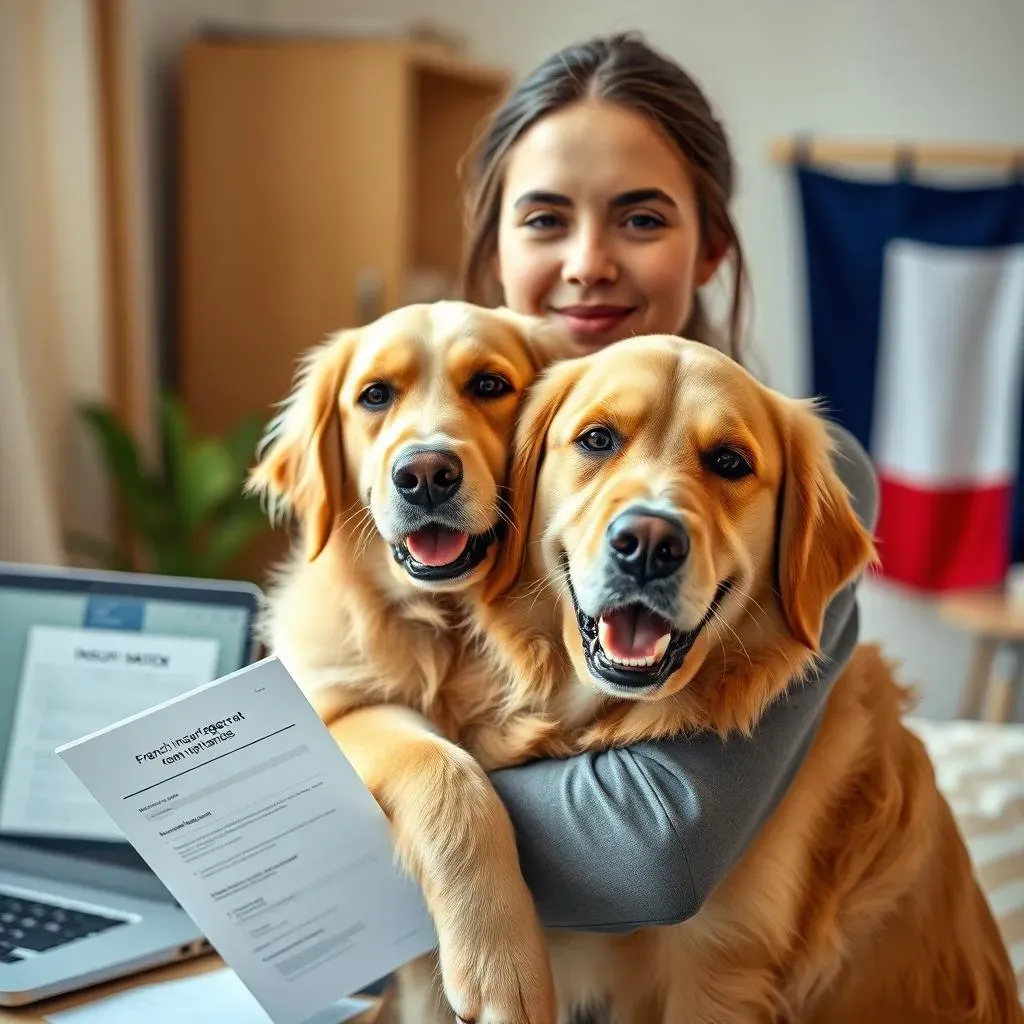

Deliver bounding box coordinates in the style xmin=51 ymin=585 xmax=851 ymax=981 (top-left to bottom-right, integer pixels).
xmin=0 ymin=955 xmax=382 ymax=1023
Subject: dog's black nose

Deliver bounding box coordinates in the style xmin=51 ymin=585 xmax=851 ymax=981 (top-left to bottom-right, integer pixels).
xmin=392 ymin=448 xmax=463 ymax=507
xmin=607 ymin=508 xmax=689 ymax=584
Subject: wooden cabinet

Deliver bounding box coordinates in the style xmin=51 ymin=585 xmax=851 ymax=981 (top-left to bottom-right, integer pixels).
xmin=177 ymin=34 xmax=508 ymax=440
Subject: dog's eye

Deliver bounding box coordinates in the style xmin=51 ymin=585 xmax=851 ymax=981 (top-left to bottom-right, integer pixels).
xmin=358 ymin=382 xmax=393 ymax=409
xmin=706 ymin=446 xmax=753 ymax=480
xmin=467 ymin=373 xmax=513 ymax=399
xmin=576 ymin=426 xmax=617 ymax=454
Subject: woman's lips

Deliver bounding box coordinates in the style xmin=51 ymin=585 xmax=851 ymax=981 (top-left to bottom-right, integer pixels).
xmin=553 ymin=305 xmax=636 ymax=336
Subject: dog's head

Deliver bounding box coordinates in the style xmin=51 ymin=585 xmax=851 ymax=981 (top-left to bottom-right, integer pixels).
xmin=247 ymin=301 xmax=567 ymax=591
xmin=490 ymin=335 xmax=876 ymax=705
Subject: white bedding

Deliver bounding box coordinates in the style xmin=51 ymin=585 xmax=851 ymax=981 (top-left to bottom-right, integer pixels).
xmin=905 ymin=717 xmax=1024 ymax=1000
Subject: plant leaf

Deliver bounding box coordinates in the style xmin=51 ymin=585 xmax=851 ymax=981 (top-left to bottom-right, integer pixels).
xmin=154 ymin=540 xmax=204 ymax=578
xmin=79 ymin=404 xmax=168 ymax=547
xmin=196 ymin=497 xmax=269 ymax=576
xmin=160 ymin=394 xmax=190 ymax=517
xmin=224 ymin=413 xmax=266 ymax=480
xmin=82 ymin=396 xmax=272 ymax=579
xmin=178 ymin=439 xmax=239 ymax=532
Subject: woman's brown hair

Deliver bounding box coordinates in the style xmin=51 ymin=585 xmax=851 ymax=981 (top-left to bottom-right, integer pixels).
xmin=459 ymin=32 xmax=748 ymax=361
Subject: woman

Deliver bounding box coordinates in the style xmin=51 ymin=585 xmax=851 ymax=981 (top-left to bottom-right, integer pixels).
xmin=459 ymin=32 xmax=878 ymax=939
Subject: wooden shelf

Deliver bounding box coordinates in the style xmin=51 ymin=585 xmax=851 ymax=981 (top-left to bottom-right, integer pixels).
xmin=176 ymin=36 xmax=508 ymax=581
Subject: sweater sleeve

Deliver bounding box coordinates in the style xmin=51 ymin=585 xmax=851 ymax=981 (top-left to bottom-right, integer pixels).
xmin=489 ymin=426 xmax=878 ymax=930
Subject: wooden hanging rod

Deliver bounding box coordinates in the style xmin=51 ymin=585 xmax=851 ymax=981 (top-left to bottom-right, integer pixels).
xmin=770 ymin=137 xmax=1024 ymax=171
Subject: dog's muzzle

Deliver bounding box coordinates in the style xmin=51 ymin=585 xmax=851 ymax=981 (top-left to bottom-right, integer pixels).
xmin=390 ymin=529 xmax=496 ymax=583
xmin=387 ymin=444 xmax=497 ymax=584
xmin=566 ymin=504 xmax=731 ymax=693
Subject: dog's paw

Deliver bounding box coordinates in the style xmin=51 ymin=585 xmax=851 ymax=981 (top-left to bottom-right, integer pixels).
xmin=437 ymin=913 xmax=556 ymax=1024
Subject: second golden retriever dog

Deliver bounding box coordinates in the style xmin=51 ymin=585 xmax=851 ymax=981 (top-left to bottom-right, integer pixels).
xmin=451 ymin=334 xmax=1019 ymax=1023
xmin=248 ymin=301 xmax=576 ymax=1024
xmin=254 ymin=315 xmax=1021 ymax=1023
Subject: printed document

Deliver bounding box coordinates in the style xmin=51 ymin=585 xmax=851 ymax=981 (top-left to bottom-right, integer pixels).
xmin=56 ymin=656 xmax=436 ymax=1024
xmin=0 ymin=625 xmax=220 ymax=839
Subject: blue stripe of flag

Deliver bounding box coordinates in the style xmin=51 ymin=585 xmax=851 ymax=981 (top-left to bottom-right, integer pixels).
xmin=795 ymin=167 xmax=1024 ymax=564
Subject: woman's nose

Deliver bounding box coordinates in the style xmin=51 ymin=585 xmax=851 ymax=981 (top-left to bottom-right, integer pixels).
xmin=562 ymin=228 xmax=618 ymax=287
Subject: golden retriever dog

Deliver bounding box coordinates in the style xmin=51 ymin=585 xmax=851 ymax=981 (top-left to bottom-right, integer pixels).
xmin=248 ymin=301 xmax=578 ymax=1024
xmin=438 ymin=334 xmax=1019 ymax=1024
xmin=254 ymin=314 xmax=1021 ymax=1023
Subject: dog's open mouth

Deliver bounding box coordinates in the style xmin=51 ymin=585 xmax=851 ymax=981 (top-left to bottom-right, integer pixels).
xmin=570 ymin=577 xmax=733 ymax=691
xmin=391 ymin=525 xmax=495 ymax=582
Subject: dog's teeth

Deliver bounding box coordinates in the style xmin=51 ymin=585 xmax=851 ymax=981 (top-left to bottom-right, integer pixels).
xmin=600 ymin=651 xmax=658 ymax=669
xmin=652 ymin=633 xmax=671 ymax=662
xmin=595 ymin=618 xmax=673 ymax=669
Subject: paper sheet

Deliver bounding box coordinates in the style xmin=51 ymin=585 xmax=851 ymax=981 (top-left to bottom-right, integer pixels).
xmin=44 ymin=967 xmax=375 ymax=1024
xmin=56 ymin=656 xmax=436 ymax=1024
xmin=0 ymin=625 xmax=220 ymax=839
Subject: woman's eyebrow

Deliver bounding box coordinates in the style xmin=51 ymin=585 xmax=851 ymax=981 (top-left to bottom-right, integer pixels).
xmin=512 ymin=187 xmax=677 ymax=209
xmin=513 ymin=190 xmax=572 ymax=208
xmin=610 ymin=188 xmax=677 ymax=209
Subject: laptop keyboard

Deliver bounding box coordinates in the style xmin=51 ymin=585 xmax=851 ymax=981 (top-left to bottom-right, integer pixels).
xmin=0 ymin=893 xmax=125 ymax=964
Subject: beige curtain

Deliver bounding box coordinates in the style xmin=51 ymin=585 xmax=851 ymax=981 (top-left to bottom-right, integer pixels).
xmin=0 ymin=238 xmax=61 ymax=563
xmin=0 ymin=0 xmax=112 ymax=566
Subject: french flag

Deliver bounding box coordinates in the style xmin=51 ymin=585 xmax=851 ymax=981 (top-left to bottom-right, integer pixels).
xmin=796 ymin=166 xmax=1024 ymax=593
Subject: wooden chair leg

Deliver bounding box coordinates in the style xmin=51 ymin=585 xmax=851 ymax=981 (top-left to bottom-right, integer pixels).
xmin=998 ymin=642 xmax=1024 ymax=725
xmin=960 ymin=635 xmax=999 ymax=719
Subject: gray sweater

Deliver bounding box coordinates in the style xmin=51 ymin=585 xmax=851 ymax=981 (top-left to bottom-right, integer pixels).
xmin=489 ymin=426 xmax=879 ymax=932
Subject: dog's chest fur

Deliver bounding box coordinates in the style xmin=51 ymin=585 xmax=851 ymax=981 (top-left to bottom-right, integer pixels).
xmin=260 ymin=539 xmax=575 ymax=761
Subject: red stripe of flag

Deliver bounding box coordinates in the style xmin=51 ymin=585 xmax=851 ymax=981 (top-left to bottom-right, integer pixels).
xmin=874 ymin=476 xmax=1012 ymax=592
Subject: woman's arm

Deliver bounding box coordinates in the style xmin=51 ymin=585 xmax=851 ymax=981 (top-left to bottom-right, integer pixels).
xmin=489 ymin=425 xmax=878 ymax=931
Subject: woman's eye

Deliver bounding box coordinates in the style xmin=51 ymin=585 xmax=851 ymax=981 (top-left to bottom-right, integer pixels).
xmin=358 ymin=382 xmax=393 ymax=409
xmin=624 ymin=212 xmax=665 ymax=231
xmin=706 ymin=446 xmax=753 ymax=480
xmin=523 ymin=213 xmax=563 ymax=231
xmin=576 ymin=426 xmax=617 ymax=454
xmin=468 ymin=373 xmax=513 ymax=399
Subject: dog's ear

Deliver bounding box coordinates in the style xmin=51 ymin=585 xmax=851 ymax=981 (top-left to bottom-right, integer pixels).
xmin=777 ymin=401 xmax=877 ymax=651
xmin=246 ymin=330 xmax=358 ymax=562
xmin=488 ymin=307 xmax=583 ymax=370
xmin=484 ymin=358 xmax=583 ymax=603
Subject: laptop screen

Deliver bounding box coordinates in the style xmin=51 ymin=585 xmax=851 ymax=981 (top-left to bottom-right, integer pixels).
xmin=0 ymin=565 xmax=260 ymax=865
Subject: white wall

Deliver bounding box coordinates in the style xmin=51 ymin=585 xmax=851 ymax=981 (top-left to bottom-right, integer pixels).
xmin=132 ymin=0 xmax=1024 ymax=718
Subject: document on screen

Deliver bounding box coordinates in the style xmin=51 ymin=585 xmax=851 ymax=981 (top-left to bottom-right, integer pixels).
xmin=56 ymin=656 xmax=437 ymax=1024
xmin=0 ymin=625 xmax=221 ymax=839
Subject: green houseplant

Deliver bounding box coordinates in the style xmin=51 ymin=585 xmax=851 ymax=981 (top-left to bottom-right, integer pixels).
xmin=71 ymin=393 xmax=270 ymax=579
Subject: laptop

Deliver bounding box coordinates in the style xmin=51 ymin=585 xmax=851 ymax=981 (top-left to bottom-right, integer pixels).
xmin=0 ymin=561 xmax=262 ymax=1006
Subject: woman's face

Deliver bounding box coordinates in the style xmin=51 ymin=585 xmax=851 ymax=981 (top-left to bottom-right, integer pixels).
xmin=496 ymin=99 xmax=723 ymax=351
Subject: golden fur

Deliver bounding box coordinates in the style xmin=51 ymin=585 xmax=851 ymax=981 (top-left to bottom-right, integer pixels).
xmin=463 ymin=335 xmax=1020 ymax=1023
xmin=254 ymin=314 xmax=1022 ymax=1024
xmin=248 ymin=301 xmax=577 ymax=1023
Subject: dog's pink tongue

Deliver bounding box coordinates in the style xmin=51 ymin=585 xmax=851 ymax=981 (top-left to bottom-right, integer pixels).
xmin=405 ymin=526 xmax=469 ymax=567
xmin=600 ymin=606 xmax=673 ymax=660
